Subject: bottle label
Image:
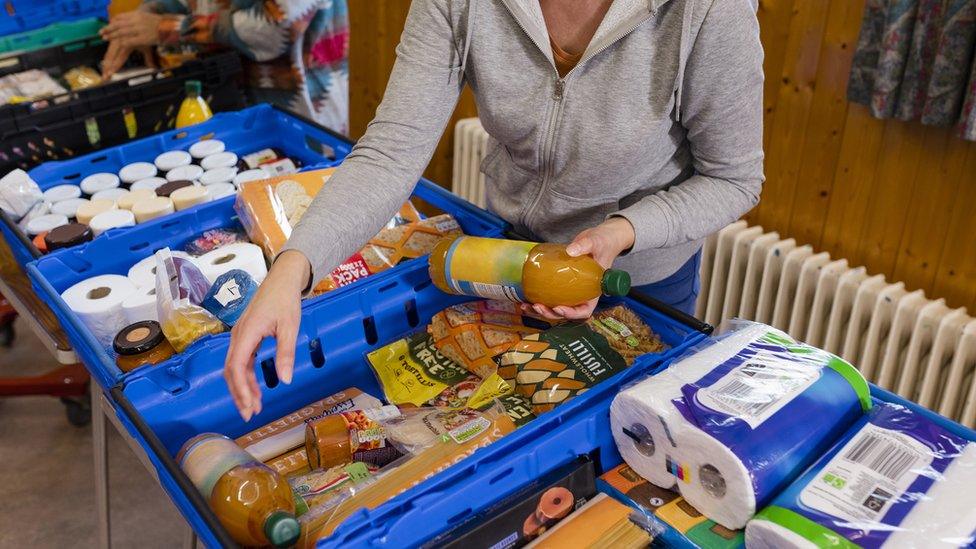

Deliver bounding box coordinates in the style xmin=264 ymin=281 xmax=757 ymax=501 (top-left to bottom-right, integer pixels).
xmin=443 ymin=237 xmax=536 ymax=302
xmin=179 ymin=435 xmax=255 ymax=498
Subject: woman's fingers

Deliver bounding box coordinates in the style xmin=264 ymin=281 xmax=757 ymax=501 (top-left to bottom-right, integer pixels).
xmin=274 ymin=319 xmax=298 ymax=385
xmin=101 ymin=42 xmax=131 ymax=79
xmin=225 ymin=325 xmax=264 ymax=421
xmin=553 ymin=299 xmax=598 ymax=320
xmin=531 ymin=303 xmax=564 ymax=321
xmin=565 ymin=233 xmax=593 ymax=257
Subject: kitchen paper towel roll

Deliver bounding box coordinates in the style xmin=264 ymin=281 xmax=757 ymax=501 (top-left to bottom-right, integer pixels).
xmin=746 ymin=402 xmax=976 ymax=549
xmin=61 ymin=275 xmax=137 ymax=348
xmin=121 ymin=285 xmax=158 ymax=324
xmin=128 ymin=251 xmax=194 ymax=289
xmin=610 ymin=322 xmax=871 ymax=530
xmin=198 ymin=243 xmax=267 ymax=284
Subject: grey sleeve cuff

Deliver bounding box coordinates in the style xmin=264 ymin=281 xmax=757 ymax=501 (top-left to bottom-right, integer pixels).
xmin=609 ymin=197 xmax=672 ymax=254
xmin=277 ymin=237 xmax=337 ymax=297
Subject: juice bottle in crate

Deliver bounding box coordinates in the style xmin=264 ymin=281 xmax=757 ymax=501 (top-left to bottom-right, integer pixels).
xmin=176 ymin=80 xmax=213 ymax=128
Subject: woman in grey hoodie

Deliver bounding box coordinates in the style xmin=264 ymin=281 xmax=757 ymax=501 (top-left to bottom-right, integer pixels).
xmin=225 ymin=0 xmax=764 ymax=420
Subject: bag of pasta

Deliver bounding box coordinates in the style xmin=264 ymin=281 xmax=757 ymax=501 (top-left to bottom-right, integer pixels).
xmin=429 ymin=300 xmax=549 ymax=378
xmin=498 ymin=305 xmax=667 ymax=415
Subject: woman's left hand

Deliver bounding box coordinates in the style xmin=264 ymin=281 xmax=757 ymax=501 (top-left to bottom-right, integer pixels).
xmin=524 ymin=217 xmax=635 ymax=321
xmin=99 ymin=11 xmax=163 ymax=48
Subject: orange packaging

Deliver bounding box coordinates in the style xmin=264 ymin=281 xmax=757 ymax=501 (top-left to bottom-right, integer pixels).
xmin=234 ymin=387 xmax=382 ymax=462
xmin=298 ymin=408 xmax=517 ymax=547
xmin=304 ymin=406 xmax=403 ymax=470
xmin=428 ymin=300 xmax=548 ymax=378
xmin=234 ymin=167 xmax=338 ymax=261
xmin=530 ymin=493 xmax=649 ymax=548
xmin=311 ymin=208 xmax=463 ymax=295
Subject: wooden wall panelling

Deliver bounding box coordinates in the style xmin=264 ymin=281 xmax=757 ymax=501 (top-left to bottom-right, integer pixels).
xmin=785 ymin=0 xmax=863 ymax=248
xmin=931 ymin=148 xmax=976 ymax=309
xmin=757 ymin=0 xmax=799 ymax=153
xmin=753 ymin=0 xmax=832 ymax=231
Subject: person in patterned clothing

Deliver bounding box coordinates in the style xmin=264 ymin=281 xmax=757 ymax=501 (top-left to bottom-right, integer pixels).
xmin=100 ymin=0 xmax=349 ymax=134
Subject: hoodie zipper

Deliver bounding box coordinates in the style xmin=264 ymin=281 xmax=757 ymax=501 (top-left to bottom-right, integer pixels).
xmin=515 ymin=11 xmax=657 ymax=227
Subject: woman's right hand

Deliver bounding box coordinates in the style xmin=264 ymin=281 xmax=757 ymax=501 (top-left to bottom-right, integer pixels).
xmin=224 ymin=250 xmax=310 ymax=421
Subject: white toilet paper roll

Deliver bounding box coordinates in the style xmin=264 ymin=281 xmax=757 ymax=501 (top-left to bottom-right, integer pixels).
xmin=43 ymin=184 xmax=82 ymax=203
xmin=61 ymin=275 xmax=137 ymax=348
xmin=198 ymin=243 xmax=267 ymax=283
xmin=119 ymin=162 xmax=157 ymax=184
xmin=165 ymin=164 xmax=204 ymax=182
xmin=128 ymin=251 xmax=194 ymax=289
xmin=206 ymin=182 xmax=236 ymax=201
xmin=90 ymin=209 xmax=136 ymax=237
xmin=121 ymin=285 xmax=159 ymax=324
xmin=80 ymin=173 xmax=120 ymax=195
xmin=189 ymin=139 xmax=225 ymax=159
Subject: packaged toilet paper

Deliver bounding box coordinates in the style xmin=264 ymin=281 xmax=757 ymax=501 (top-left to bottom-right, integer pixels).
xmin=610 ymin=321 xmax=871 ymax=530
xmin=746 ymin=402 xmax=976 ymax=549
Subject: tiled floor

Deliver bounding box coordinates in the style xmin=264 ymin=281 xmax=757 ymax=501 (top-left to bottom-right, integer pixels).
xmin=0 ymin=317 xmax=184 ymax=548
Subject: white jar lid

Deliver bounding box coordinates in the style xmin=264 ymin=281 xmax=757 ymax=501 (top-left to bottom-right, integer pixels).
xmin=165 ymin=164 xmax=204 ymax=182
xmin=154 ymin=150 xmax=193 ymax=171
xmin=119 ymin=162 xmax=158 ymax=183
xmin=80 ymin=173 xmax=121 ymax=195
xmin=232 ymin=169 xmax=268 ymax=187
xmin=26 ymin=213 xmax=69 ymax=236
xmin=200 ymin=151 xmax=238 ymax=170
xmin=199 ymin=167 xmax=238 ymax=186
xmin=130 ymin=177 xmax=168 ymax=191
xmin=189 ymin=139 xmax=225 ymax=159
xmin=206 ymin=182 xmax=237 ymax=201
xmin=91 ymin=188 xmax=130 ymax=203
xmin=50 ymin=198 xmax=89 ymax=219
xmin=43 ymin=184 xmax=82 ymax=203
xmin=90 ymin=209 xmax=136 ymax=237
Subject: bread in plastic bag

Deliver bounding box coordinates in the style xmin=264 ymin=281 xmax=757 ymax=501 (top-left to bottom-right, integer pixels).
xmin=154 ymin=248 xmax=225 ymax=352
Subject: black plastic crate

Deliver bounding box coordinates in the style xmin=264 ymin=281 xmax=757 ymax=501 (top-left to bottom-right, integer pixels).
xmin=0 ymin=50 xmax=244 ymax=172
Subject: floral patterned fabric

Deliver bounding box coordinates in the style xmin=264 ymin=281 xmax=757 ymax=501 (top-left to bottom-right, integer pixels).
xmin=848 ymin=0 xmax=976 ymax=140
xmin=146 ymin=0 xmax=349 ymax=135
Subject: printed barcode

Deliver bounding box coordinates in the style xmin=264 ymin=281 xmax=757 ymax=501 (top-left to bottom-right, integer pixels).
xmin=843 ymin=433 xmax=918 ymax=481
xmin=710 ymin=379 xmax=777 ymax=417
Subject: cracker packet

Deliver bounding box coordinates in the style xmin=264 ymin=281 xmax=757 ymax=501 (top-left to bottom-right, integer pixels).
xmin=498 ymin=305 xmax=667 ymax=415
xmin=366 ymin=332 xmax=512 ymax=410
xmin=234 ymin=168 xmax=337 ymax=261
xmin=429 ymin=300 xmax=549 ymax=378
xmin=311 ymin=209 xmax=463 ymax=295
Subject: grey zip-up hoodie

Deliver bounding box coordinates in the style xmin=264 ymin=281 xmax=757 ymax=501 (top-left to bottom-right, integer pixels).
xmin=283 ymin=0 xmax=764 ymax=288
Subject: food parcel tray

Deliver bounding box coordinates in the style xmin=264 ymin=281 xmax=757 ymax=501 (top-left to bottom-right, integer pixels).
xmin=3 ymin=104 xmax=348 ymax=268
xmin=106 ymin=262 xmax=708 ymax=548
xmin=26 ymin=172 xmax=508 ymax=390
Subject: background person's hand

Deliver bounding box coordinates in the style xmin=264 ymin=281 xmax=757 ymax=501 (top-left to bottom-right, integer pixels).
xmin=224 ymin=250 xmax=310 ymax=421
xmin=523 ymin=217 xmax=635 ymax=321
xmin=101 ymin=41 xmax=157 ymax=79
xmin=99 ymin=11 xmax=163 ymax=48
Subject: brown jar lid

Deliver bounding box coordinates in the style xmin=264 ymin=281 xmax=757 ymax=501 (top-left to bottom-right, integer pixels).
xmin=44 ymin=223 xmax=93 ymax=251
xmin=114 ymin=320 xmax=166 ymax=356
xmin=155 ymin=180 xmax=194 ymax=198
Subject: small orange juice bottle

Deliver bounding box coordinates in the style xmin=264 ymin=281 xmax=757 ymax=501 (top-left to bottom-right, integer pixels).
xmin=175 ymin=80 xmax=213 ymax=129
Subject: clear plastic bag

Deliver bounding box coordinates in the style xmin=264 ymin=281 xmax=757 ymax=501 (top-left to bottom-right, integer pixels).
xmin=0 ymin=169 xmax=43 ymax=220
xmin=154 ymin=248 xmax=225 ymax=352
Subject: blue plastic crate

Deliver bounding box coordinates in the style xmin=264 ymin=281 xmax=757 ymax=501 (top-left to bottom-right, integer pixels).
xmin=2 ymin=104 xmax=354 ymax=268
xmin=0 ymin=0 xmax=107 ymax=37
xmin=27 ymin=174 xmax=507 ymax=390
xmin=109 ymin=266 xmax=707 ymax=547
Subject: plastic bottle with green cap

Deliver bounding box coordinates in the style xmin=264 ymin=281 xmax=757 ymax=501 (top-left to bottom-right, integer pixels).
xmin=177 ymin=433 xmax=301 ymax=547
xmin=430 ymin=236 xmax=632 ymax=307
xmin=176 ymin=80 xmax=213 ymax=129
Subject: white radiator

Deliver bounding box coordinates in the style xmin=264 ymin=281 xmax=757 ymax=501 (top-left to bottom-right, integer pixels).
xmin=700 ymin=221 xmax=976 ymax=428
xmin=452 ymin=118 xmax=489 ymax=209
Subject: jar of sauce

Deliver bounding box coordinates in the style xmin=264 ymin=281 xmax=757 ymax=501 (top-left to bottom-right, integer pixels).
xmin=114 ymin=320 xmax=176 ymax=372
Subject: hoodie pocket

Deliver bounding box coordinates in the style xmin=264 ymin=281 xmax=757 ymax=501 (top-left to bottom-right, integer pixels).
xmin=480 ymin=139 xmax=538 ymax=218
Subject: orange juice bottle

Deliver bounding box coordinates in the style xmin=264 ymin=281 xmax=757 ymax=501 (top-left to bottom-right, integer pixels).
xmin=429 ymin=236 xmax=631 ymax=307
xmin=175 ymin=80 xmax=213 ymax=128
xmin=178 ymin=433 xmax=301 ymax=547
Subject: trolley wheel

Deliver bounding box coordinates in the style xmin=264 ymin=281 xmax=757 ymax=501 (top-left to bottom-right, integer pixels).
xmin=0 ymin=322 xmax=14 ymax=348
xmin=61 ymin=394 xmax=92 ymax=427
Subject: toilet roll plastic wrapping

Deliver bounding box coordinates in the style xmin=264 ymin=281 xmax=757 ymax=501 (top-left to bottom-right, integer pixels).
xmin=61 ymin=275 xmax=138 ymax=348
xmin=746 ymin=402 xmax=976 ymax=549
xmin=128 ymin=251 xmax=194 ymax=289
xmin=610 ymin=321 xmax=871 ymax=530
xmin=0 ymin=169 xmax=43 ymax=220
